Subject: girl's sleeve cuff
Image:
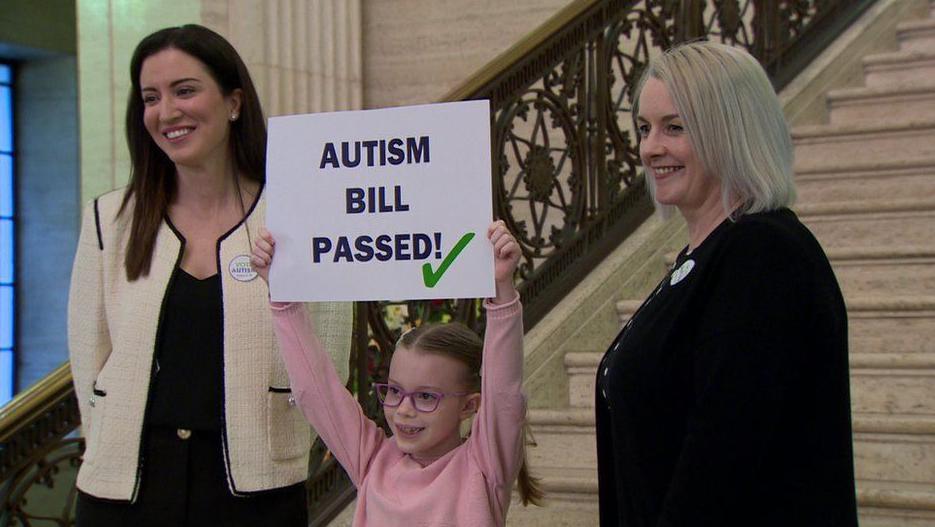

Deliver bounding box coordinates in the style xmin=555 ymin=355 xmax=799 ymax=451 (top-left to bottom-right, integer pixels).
xmin=270 ymin=301 xmax=301 ymax=312
xmin=483 ymin=292 xmax=521 ymax=319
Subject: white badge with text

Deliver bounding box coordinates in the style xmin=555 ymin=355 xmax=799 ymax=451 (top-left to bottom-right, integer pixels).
xmin=670 ymin=259 xmax=695 ymax=286
xmin=229 ymin=255 xmax=257 ymax=282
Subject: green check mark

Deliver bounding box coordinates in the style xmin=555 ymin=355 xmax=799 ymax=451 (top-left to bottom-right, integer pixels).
xmin=422 ymin=232 xmax=476 ymax=288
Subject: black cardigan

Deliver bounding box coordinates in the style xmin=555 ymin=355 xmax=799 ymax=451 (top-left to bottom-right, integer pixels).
xmin=596 ymin=208 xmax=858 ymax=526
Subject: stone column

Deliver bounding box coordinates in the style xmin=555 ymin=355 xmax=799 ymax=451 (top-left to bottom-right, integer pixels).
xmin=76 ymin=0 xmax=363 ymax=203
xmin=203 ymin=0 xmax=363 ymax=116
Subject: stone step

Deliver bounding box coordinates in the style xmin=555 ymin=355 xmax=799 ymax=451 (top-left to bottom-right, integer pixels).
xmin=527 ymin=412 xmax=935 ymax=522
xmin=796 ymin=199 xmax=935 ymax=250
xmin=851 ymin=359 xmax=935 ymax=415
xmin=565 ymin=350 xmax=935 ymax=412
xmin=795 ymin=158 xmax=935 ymax=205
xmin=621 ymin=247 xmax=935 ymax=357
xmin=534 ymin=467 xmax=598 ymax=500
xmin=661 ymin=244 xmax=935 ymax=297
xmin=826 ymin=82 xmax=935 ymax=126
xmin=854 ymin=414 xmax=935 ymax=486
xmin=565 ymin=353 xmax=604 ymax=408
xmin=855 ymin=419 xmax=935 ymax=523
xmin=505 ymin=467 xmax=599 ymax=527
xmin=857 ymin=479 xmax=935 ymax=526
xmin=512 ymin=477 xmax=935 ymax=526
xmin=616 ymin=299 xmax=641 ymax=326
xmin=528 ymin=408 xmax=597 ymax=470
xmin=825 ymin=246 xmax=935 ymax=298
xmin=617 ymin=294 xmax=935 ymax=356
xmin=862 ymin=50 xmax=935 ymax=88
xmin=897 ymin=17 xmax=935 ymax=54
xmin=848 ymin=296 xmax=935 ymax=355
xmin=852 ymin=352 xmax=935 ymax=369
xmin=792 ymin=118 xmax=935 ymax=170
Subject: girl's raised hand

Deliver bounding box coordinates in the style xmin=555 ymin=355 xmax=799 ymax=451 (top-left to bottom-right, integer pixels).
xmin=251 ymin=228 xmax=276 ymax=284
xmin=487 ymin=220 xmax=520 ymax=304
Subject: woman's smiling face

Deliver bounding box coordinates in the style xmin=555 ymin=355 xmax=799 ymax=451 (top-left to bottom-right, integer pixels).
xmin=637 ymin=77 xmax=721 ymax=216
xmin=139 ymin=48 xmax=241 ymax=170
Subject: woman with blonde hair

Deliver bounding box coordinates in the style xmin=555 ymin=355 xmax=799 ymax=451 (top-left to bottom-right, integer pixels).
xmin=595 ymin=41 xmax=858 ymax=526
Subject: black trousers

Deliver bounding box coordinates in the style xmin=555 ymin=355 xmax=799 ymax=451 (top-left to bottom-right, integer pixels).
xmin=76 ymin=427 xmax=308 ymax=527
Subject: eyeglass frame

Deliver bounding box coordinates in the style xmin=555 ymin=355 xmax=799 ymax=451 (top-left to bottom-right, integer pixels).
xmin=373 ymin=382 xmax=472 ymax=413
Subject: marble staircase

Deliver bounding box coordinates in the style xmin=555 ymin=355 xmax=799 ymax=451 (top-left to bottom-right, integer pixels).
xmin=508 ymin=2 xmax=935 ymax=525
xmin=792 ymin=6 xmax=935 ymax=523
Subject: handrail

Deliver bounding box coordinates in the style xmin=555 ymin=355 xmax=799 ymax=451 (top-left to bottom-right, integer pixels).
xmin=0 ymin=363 xmax=73 ymax=445
xmin=0 ymin=363 xmax=81 ymax=525
xmin=0 ymin=363 xmax=79 ymax=479
xmin=442 ymin=0 xmax=602 ymax=103
xmin=0 ymin=1 xmax=881 ymax=525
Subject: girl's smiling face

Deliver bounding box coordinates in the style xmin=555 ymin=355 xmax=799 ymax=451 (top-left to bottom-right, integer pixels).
xmin=383 ymin=345 xmax=480 ymax=465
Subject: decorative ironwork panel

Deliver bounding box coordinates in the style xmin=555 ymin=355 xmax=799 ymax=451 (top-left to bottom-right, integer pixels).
xmin=351 ymin=0 xmax=880 ymax=403
xmin=0 ymin=438 xmax=82 ymax=527
xmin=350 ymin=0 xmax=878 ymax=469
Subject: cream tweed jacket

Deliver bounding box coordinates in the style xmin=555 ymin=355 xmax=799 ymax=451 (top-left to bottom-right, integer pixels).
xmin=67 ymin=187 xmax=352 ymax=502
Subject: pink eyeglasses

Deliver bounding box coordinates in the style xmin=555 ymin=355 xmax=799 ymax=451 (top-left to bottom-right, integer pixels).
xmin=373 ymin=383 xmax=470 ymax=413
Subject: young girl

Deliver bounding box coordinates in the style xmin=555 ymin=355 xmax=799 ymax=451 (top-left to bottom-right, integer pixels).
xmin=251 ymin=220 xmax=541 ymax=526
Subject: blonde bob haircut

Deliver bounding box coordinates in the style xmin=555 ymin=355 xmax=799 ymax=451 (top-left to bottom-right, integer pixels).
xmin=634 ymin=41 xmax=796 ymax=217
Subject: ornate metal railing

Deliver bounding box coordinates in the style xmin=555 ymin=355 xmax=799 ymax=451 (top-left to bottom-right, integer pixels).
xmin=0 ymin=1 xmax=877 ymax=525
xmin=326 ymin=0 xmax=878 ymax=522
xmin=0 ymin=364 xmax=81 ymax=526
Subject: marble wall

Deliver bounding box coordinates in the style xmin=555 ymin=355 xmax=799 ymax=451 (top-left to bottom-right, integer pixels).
xmin=76 ymin=0 xmax=364 ymax=203
xmin=362 ymin=0 xmax=569 ymax=108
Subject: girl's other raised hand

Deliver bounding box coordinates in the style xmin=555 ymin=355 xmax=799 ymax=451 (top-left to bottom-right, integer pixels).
xmin=487 ymin=220 xmax=520 ymax=305
xmin=251 ymin=228 xmax=276 ymax=284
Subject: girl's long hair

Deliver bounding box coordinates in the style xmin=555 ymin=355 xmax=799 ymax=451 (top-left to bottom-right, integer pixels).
xmin=120 ymin=24 xmax=266 ymax=280
xmin=399 ymin=322 xmax=544 ymax=506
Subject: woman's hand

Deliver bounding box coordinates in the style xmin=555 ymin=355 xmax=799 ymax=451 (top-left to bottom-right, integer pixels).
xmin=487 ymin=220 xmax=521 ymax=305
xmin=251 ymin=228 xmax=276 ymax=284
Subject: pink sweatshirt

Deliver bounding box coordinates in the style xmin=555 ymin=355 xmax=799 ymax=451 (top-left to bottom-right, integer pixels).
xmin=271 ymin=296 xmax=526 ymax=527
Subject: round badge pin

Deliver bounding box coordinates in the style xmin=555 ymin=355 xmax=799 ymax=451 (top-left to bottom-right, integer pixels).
xmin=669 ymin=259 xmax=695 ymax=286
xmin=229 ymin=255 xmax=258 ymax=282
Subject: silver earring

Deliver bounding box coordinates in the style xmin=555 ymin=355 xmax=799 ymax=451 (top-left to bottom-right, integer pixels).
xmin=230 ymin=113 xmax=238 ymax=121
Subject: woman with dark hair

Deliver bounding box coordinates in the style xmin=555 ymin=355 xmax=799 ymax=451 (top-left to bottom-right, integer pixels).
xmin=67 ymin=24 xmax=351 ymax=526
xmin=595 ymin=41 xmax=858 ymax=526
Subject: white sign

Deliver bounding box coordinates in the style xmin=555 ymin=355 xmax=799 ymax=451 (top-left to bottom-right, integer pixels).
xmin=266 ymin=100 xmax=495 ymax=302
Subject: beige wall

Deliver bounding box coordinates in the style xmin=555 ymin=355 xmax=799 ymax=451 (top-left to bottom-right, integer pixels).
xmin=362 ymin=0 xmax=569 ymax=108
xmin=0 ymin=0 xmax=77 ymax=55
xmin=76 ymin=0 xmax=363 ymax=203
xmin=75 ymin=0 xmax=571 ymax=202
xmin=76 ymin=0 xmax=202 ymax=203
xmin=202 ymin=0 xmax=363 ymax=117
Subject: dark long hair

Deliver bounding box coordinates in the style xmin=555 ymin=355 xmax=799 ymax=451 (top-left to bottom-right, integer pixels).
xmin=399 ymin=322 xmax=545 ymax=506
xmin=119 ymin=24 xmax=266 ymax=280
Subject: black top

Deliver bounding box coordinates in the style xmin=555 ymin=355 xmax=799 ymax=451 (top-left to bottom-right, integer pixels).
xmin=148 ymin=269 xmax=224 ymax=430
xmin=596 ymin=208 xmax=858 ymax=527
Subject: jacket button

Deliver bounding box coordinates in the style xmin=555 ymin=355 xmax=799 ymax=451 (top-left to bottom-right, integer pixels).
xmin=89 ymin=397 xmax=96 ymax=408
xmin=288 ymin=395 xmax=297 ymax=407
xmin=176 ymin=428 xmax=192 ymax=440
